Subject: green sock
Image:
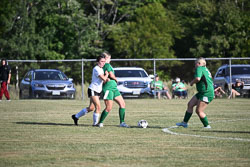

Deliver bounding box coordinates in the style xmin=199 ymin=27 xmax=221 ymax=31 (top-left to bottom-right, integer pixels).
xmin=99 ymin=110 xmax=109 ymax=123
xmin=200 ymin=116 xmax=209 ymax=127
xmin=183 ymin=111 xmax=192 ymax=123
xmin=119 ymin=108 xmax=125 ymax=123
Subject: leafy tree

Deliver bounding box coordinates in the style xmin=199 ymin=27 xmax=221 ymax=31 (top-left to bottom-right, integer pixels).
xmin=109 ymin=3 xmax=181 ymax=60
xmin=175 ymin=0 xmax=248 ymax=59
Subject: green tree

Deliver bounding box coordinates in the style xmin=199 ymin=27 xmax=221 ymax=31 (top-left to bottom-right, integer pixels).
xmin=109 ymin=3 xmax=181 ymax=60
xmin=175 ymin=0 xmax=248 ymax=58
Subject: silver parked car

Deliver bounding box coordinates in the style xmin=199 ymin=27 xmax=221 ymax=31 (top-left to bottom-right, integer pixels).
xmin=213 ymin=64 xmax=250 ymax=97
xmin=19 ymin=69 xmax=76 ymax=99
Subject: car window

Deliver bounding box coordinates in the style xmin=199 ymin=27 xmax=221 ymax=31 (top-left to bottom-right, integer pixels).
xmin=24 ymin=71 xmax=32 ymax=80
xmin=226 ymin=67 xmax=250 ymax=75
xmin=34 ymin=71 xmax=68 ymax=80
xmin=115 ymin=70 xmax=148 ymax=78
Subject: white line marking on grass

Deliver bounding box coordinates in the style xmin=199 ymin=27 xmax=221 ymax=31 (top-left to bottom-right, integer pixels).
xmin=162 ymin=119 xmax=250 ymax=142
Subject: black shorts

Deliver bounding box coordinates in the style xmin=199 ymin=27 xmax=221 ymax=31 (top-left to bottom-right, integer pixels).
xmin=88 ymin=88 xmax=101 ymax=97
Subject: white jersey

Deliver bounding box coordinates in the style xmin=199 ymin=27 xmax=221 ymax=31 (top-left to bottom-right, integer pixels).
xmin=89 ymin=65 xmax=104 ymax=93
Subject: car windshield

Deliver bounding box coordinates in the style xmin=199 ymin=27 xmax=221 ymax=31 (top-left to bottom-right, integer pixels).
xmin=34 ymin=71 xmax=68 ymax=80
xmin=115 ymin=70 xmax=148 ymax=78
xmin=228 ymin=67 xmax=250 ymax=75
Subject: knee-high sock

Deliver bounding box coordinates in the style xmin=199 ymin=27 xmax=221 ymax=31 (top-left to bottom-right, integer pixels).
xmin=183 ymin=111 xmax=192 ymax=123
xmin=75 ymin=108 xmax=88 ymax=119
xmin=200 ymin=116 xmax=209 ymax=127
xmin=119 ymin=108 xmax=126 ymax=123
xmin=99 ymin=110 xmax=109 ymax=123
xmin=93 ymin=112 xmax=100 ymax=125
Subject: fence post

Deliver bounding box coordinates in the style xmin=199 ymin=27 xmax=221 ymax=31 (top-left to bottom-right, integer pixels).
xmin=16 ymin=66 xmax=19 ymax=89
xmin=229 ymin=58 xmax=232 ymax=97
xmin=81 ymin=59 xmax=84 ymax=100
xmin=153 ymin=59 xmax=156 ymax=99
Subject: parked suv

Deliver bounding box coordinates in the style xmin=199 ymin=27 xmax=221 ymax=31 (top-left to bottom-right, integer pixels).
xmin=114 ymin=67 xmax=152 ymax=98
xmin=20 ymin=69 xmax=76 ymax=99
xmin=213 ymin=64 xmax=250 ymax=97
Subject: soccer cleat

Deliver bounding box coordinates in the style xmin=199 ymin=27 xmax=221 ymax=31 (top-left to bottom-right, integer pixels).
xmin=99 ymin=123 xmax=104 ymax=128
xmin=7 ymin=99 xmax=11 ymax=102
xmin=71 ymin=115 xmax=78 ymax=126
xmin=120 ymin=122 xmax=129 ymax=128
xmin=176 ymin=121 xmax=188 ymax=128
xmin=204 ymin=125 xmax=211 ymax=129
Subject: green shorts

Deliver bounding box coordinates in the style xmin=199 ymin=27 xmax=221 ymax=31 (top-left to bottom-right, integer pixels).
xmin=103 ymin=88 xmax=121 ymax=100
xmin=195 ymin=92 xmax=214 ymax=104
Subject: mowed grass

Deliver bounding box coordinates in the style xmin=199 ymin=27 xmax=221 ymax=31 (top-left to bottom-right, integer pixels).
xmin=0 ymin=98 xmax=250 ymax=167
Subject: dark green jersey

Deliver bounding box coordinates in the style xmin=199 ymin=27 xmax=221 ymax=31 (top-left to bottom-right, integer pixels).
xmin=195 ymin=66 xmax=214 ymax=97
xmin=103 ymin=63 xmax=117 ymax=90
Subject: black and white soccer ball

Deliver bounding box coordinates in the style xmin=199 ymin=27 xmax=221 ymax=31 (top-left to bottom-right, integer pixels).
xmin=138 ymin=120 xmax=148 ymax=128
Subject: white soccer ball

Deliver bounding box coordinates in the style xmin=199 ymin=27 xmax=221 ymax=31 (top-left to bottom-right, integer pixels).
xmin=138 ymin=120 xmax=148 ymax=128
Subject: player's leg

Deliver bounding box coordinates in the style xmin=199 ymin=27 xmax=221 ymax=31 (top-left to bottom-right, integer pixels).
xmin=98 ymin=99 xmax=113 ymax=127
xmin=114 ymin=95 xmax=126 ymax=123
xmin=91 ymin=96 xmax=101 ymax=126
xmin=72 ymin=98 xmax=95 ymax=126
xmin=196 ymin=100 xmax=211 ymax=128
xmin=176 ymin=95 xmax=198 ymax=127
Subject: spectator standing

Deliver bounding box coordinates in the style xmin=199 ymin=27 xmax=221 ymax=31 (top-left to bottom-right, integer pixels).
xmin=0 ymin=59 xmax=11 ymax=101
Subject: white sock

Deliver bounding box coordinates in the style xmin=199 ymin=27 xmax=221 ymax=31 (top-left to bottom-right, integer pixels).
xmin=75 ymin=108 xmax=88 ymax=119
xmin=93 ymin=112 xmax=100 ymax=125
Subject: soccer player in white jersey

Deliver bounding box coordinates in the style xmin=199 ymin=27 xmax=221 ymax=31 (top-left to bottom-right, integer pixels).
xmin=72 ymin=55 xmax=109 ymax=126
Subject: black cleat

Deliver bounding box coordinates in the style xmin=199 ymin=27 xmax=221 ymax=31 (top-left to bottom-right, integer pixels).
xmin=72 ymin=115 xmax=78 ymax=126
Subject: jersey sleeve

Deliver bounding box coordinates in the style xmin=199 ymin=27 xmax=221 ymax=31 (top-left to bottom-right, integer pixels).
xmin=195 ymin=66 xmax=203 ymax=78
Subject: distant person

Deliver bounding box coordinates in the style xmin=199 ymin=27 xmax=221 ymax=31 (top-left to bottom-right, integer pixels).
xmin=176 ymin=57 xmax=214 ymax=129
xmin=0 ymin=59 xmax=11 ymax=101
xmin=172 ymin=78 xmax=187 ymax=99
xmin=228 ymin=79 xmax=244 ymax=99
xmin=214 ymin=84 xmax=226 ymax=98
xmin=150 ymin=74 xmax=171 ymax=99
xmin=71 ymin=55 xmax=109 ymax=126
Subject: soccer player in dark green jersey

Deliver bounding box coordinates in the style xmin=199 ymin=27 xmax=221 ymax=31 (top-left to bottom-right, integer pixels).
xmin=176 ymin=57 xmax=214 ymax=128
xmin=98 ymin=52 xmax=129 ymax=128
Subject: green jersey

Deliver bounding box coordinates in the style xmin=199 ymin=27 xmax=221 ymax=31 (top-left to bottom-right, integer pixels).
xmin=103 ymin=63 xmax=117 ymax=91
xmin=151 ymin=80 xmax=164 ymax=90
xmin=195 ymin=66 xmax=214 ymax=102
xmin=172 ymin=82 xmax=186 ymax=91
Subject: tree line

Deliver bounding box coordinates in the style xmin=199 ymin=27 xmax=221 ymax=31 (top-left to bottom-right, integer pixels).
xmin=0 ymin=0 xmax=249 ymax=83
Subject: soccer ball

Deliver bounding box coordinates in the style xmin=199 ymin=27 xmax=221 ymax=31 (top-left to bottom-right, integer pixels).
xmin=138 ymin=120 xmax=148 ymax=128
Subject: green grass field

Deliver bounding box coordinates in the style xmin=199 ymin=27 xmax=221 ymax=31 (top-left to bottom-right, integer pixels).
xmin=0 ymin=98 xmax=250 ymax=167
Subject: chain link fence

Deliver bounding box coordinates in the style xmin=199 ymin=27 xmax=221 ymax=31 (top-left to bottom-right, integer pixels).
xmin=6 ymin=57 xmax=250 ymax=100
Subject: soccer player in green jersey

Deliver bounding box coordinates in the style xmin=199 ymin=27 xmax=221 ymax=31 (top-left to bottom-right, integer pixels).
xmin=176 ymin=57 xmax=214 ymax=128
xmin=98 ymin=52 xmax=129 ymax=128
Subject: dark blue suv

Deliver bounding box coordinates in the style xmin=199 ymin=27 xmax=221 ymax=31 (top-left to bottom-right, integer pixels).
xmin=19 ymin=69 xmax=76 ymax=99
xmin=213 ymin=64 xmax=250 ymax=97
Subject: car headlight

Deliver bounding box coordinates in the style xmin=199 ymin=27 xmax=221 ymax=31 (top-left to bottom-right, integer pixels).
xmin=34 ymin=83 xmax=44 ymax=87
xmin=117 ymin=82 xmax=124 ymax=86
xmin=67 ymin=84 xmax=73 ymax=88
